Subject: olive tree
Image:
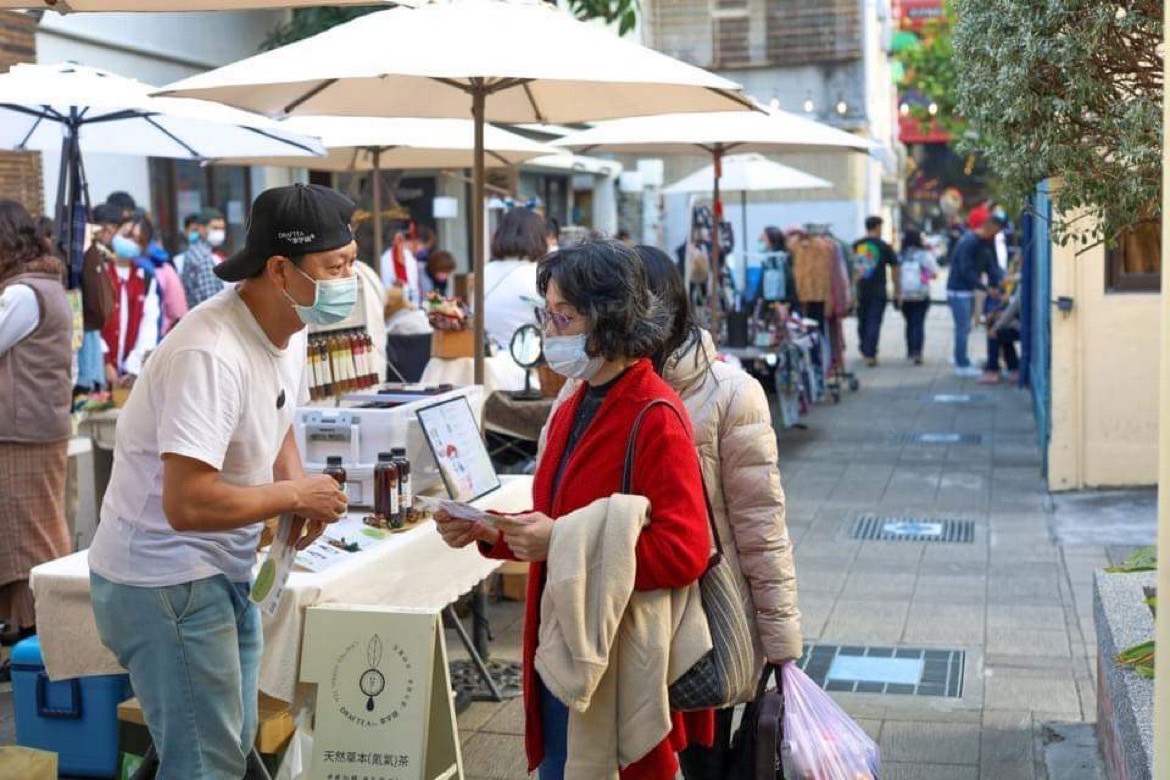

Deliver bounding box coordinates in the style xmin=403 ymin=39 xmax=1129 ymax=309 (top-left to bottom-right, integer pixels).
xmin=951 ymin=0 xmax=1162 ymax=246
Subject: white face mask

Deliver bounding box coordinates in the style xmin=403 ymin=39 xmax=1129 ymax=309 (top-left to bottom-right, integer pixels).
xmin=543 ymin=333 xmax=604 ymax=380
xmin=207 ymin=228 xmax=226 ymax=248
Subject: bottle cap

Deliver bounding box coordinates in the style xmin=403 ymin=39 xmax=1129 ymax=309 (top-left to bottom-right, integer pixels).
xmin=326 ymin=455 xmax=343 ymax=466
xmin=391 ymin=447 xmax=406 ymax=457
xmin=377 ymin=452 xmax=395 ymax=462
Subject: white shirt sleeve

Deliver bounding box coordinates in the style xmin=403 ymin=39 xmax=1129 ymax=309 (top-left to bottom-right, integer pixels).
xmin=0 ymin=284 xmax=41 ymax=358
xmin=157 ymin=348 xmax=241 ymax=470
xmin=124 ymin=277 xmax=161 ymax=376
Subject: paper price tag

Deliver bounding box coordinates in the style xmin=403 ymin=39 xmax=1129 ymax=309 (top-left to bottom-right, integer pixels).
xmin=251 ymin=514 xmax=297 ymax=616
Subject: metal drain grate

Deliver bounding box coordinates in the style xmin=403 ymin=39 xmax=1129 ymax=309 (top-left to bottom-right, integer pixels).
xmin=894 ymin=432 xmax=983 ymax=445
xmin=797 ymin=644 xmax=965 ymax=698
xmin=850 ymin=515 xmax=975 ymax=543
xmin=449 ymin=659 xmax=522 ymax=701
xmin=922 ymin=393 xmax=981 ymax=404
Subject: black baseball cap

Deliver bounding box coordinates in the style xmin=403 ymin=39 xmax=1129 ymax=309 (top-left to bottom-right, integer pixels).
xmin=215 ymin=183 xmax=356 ymax=282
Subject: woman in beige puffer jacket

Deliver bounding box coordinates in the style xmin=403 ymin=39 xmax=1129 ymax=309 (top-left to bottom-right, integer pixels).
xmin=540 ymin=246 xmax=801 ymax=776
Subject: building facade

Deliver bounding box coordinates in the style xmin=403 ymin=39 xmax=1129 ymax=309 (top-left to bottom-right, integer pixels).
xmin=637 ymin=0 xmax=900 ymax=260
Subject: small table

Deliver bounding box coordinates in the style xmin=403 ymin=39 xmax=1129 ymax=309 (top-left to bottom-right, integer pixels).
xmin=30 ymin=475 xmax=534 ymax=704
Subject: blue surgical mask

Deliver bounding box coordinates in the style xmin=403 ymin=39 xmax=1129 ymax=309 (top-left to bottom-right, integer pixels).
xmin=543 ymin=333 xmax=604 ymax=380
xmin=187 ymin=231 xmax=202 ymax=245
xmin=284 ymin=263 xmax=358 ymax=326
xmin=757 ymin=239 xmax=769 ymax=254
xmin=112 ymin=234 xmax=141 ymax=259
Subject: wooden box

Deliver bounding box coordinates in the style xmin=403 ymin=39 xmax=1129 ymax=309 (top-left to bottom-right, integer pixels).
xmin=431 ymin=328 xmax=475 ymax=359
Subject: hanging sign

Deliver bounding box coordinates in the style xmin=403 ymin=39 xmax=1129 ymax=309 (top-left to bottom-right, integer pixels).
xmin=300 ymin=605 xmax=462 ymax=780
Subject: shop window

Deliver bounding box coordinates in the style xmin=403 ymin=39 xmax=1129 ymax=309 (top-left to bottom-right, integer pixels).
xmin=1106 ymin=220 xmax=1161 ymax=293
xmin=148 ymin=159 xmax=252 ymax=257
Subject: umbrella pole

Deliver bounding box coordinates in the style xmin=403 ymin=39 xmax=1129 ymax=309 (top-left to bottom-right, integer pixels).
xmin=372 ymin=148 xmax=383 ymax=278
xmin=709 ymin=147 xmax=723 ymax=338
xmin=472 ymin=87 xmax=487 ymax=387
xmin=741 ymin=189 xmax=747 ymax=303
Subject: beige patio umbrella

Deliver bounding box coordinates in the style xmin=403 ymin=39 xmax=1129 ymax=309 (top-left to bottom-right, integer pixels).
xmin=214 ymin=115 xmax=563 ymax=266
xmin=556 ymin=107 xmax=874 ymax=331
xmin=155 ymin=0 xmax=752 ymax=384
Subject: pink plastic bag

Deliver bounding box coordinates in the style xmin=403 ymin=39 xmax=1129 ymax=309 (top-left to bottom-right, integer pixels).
xmin=781 ymin=664 xmax=881 ymax=780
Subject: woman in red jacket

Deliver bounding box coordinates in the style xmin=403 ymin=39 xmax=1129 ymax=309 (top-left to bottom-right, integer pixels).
xmin=437 ymin=239 xmax=713 ymax=779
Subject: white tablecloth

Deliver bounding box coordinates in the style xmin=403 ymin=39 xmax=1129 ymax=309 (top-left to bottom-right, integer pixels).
xmin=29 ymin=475 xmax=533 ymax=703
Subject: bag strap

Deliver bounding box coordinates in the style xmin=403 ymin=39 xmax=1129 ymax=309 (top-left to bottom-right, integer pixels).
xmin=621 ymin=398 xmax=725 ymax=565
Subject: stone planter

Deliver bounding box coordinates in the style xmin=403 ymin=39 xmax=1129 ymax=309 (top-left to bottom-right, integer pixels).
xmin=1093 ymin=571 xmax=1156 ymax=780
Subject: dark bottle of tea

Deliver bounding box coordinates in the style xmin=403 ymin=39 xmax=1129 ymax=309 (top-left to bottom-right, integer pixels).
xmin=374 ymin=452 xmax=400 ymax=528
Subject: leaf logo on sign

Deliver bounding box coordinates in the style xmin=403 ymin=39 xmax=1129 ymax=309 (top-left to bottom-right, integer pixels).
xmin=360 ymin=635 xmax=386 ymax=712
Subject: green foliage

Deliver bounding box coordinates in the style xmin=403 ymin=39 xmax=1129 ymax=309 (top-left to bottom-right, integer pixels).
xmin=892 ymin=2 xmax=966 ymax=136
xmin=951 ymin=0 xmax=1162 ymax=247
xmin=1105 ymin=546 xmax=1158 ymax=574
xmin=1116 ymin=639 xmax=1155 ymax=679
xmin=263 ymin=0 xmax=640 ymax=50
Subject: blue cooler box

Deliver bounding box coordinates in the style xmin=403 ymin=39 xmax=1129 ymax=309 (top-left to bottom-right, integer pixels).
xmin=11 ymin=635 xmax=132 ymax=778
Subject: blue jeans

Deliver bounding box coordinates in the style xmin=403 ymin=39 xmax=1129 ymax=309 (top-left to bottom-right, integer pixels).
xmin=901 ymin=299 xmax=930 ymax=358
xmin=856 ymin=296 xmax=886 ymax=359
xmin=948 ymin=294 xmax=974 ymax=367
xmin=538 ymin=679 xmax=570 ymax=780
xmin=91 ymin=572 xmax=261 ymax=780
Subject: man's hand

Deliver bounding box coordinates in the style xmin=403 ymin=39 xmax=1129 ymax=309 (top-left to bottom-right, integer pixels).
xmin=435 ymin=509 xmax=499 ymax=549
xmin=290 ymin=474 xmax=348 ymax=523
xmin=496 ymin=512 xmax=555 ymax=562
xmin=288 ymin=516 xmax=328 ymax=551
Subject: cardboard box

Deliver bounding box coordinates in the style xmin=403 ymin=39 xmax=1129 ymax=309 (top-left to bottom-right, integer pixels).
xmin=117 ymin=694 xmax=295 ymax=778
xmin=432 ymin=328 xmax=475 ymax=359
xmin=0 ymin=746 xmax=57 ymax=780
xmin=498 ymin=560 xmax=529 ymax=602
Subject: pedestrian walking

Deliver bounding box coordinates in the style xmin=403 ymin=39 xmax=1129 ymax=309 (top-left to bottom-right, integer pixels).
xmin=87 ymin=184 xmax=354 ymax=777
xmin=0 ymin=200 xmax=73 ymax=679
xmin=898 ymin=229 xmax=938 ymax=365
xmin=946 ymin=214 xmax=1003 ymax=377
xmin=437 ymin=240 xmax=713 ymax=780
xmin=852 ymin=216 xmax=901 ymax=367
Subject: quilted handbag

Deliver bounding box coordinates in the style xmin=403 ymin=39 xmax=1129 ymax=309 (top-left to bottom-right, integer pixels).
xmin=622 ymin=399 xmax=757 ymax=711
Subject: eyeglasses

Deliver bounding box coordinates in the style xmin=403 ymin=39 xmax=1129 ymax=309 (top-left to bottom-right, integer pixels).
xmin=534 ymin=307 xmax=579 ymax=332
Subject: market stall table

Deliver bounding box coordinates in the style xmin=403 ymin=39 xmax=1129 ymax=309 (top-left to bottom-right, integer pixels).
xmin=29 ymin=475 xmax=533 ymax=704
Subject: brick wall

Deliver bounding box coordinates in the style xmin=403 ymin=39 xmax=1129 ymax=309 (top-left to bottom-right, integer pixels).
xmin=0 ymin=11 xmax=43 ymax=216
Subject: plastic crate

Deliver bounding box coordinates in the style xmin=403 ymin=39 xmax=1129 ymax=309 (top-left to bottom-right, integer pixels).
xmin=11 ymin=635 xmax=132 ymax=778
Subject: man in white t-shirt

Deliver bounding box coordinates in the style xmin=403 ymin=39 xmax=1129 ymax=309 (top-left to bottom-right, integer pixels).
xmin=88 ymin=184 xmax=358 ymax=778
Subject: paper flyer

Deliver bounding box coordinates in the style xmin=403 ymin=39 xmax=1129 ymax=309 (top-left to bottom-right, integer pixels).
xmin=251 ymin=514 xmax=297 ymax=616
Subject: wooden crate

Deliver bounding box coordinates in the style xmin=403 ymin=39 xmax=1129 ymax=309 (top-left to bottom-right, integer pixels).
xmin=0 ymin=746 xmax=57 ymax=779
xmin=118 ymin=693 xmax=295 ymax=754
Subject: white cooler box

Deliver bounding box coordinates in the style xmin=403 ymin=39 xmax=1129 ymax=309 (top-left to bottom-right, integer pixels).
xmin=293 ymin=386 xmax=485 ymax=507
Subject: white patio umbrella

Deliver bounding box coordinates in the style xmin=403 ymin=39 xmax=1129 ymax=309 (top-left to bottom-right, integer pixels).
xmin=663 ymin=153 xmax=832 ymax=279
xmin=0 ymin=62 xmax=325 ymax=284
xmin=555 ymin=108 xmax=873 ymax=329
xmin=0 ymin=0 xmax=414 ymax=10
xmin=213 ymin=116 xmax=563 ymax=264
xmin=156 ymin=0 xmax=752 ymax=384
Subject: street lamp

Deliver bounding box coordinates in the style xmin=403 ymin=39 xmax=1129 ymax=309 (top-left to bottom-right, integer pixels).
xmin=836 ymin=98 xmax=848 ymax=116
xmin=802 ymin=92 xmax=815 ymax=114
xmin=899 ymin=102 xmax=910 ymax=117
xmin=928 ymin=102 xmax=939 ymax=116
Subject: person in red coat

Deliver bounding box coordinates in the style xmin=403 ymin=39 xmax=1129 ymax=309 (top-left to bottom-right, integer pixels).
xmin=437 ymin=240 xmax=713 ymax=779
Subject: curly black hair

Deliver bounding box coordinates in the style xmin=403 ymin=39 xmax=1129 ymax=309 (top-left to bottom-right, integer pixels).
xmin=536 ymin=239 xmax=668 ymax=362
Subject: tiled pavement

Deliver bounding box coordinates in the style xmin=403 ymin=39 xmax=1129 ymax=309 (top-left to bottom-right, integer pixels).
xmin=453 ymin=303 xmax=1105 ymax=780
xmin=1 ymin=302 xmax=1106 ymax=779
